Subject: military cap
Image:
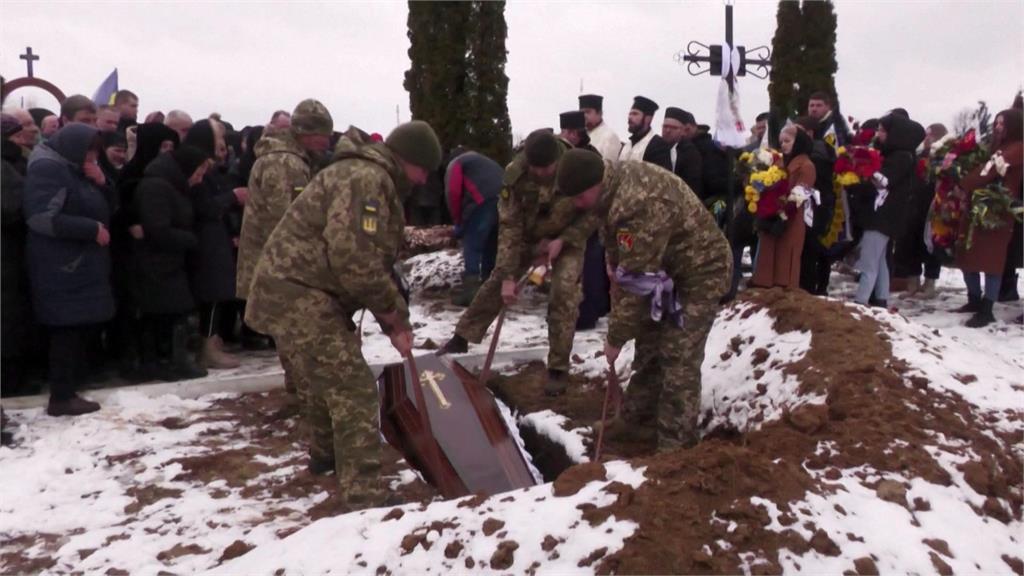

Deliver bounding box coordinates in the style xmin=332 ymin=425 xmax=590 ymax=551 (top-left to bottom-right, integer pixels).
xmin=631 ymin=95 xmax=659 ymax=117
xmin=291 ymin=99 xmax=334 ymax=136
xmin=664 ymin=107 xmax=696 ymax=125
xmin=557 ymin=148 xmax=605 ymax=197
xmin=559 ymin=111 xmax=586 ymax=131
xmin=578 ymin=94 xmax=604 ymax=112
xmin=524 ymin=129 xmax=561 ymax=168
xmin=385 ymin=120 xmax=442 ymax=170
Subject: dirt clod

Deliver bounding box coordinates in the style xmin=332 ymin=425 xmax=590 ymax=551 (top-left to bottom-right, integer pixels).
xmin=489 ymin=540 xmax=519 ymax=570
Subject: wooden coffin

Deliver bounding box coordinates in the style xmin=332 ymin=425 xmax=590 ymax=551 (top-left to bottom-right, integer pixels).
xmin=377 ymin=354 xmax=536 ymax=499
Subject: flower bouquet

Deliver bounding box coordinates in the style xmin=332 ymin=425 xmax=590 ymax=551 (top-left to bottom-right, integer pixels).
xmin=960 ymin=181 xmax=1023 ymax=253
xmin=927 ymin=130 xmax=990 ymax=253
xmin=820 ymin=146 xmax=882 ymax=248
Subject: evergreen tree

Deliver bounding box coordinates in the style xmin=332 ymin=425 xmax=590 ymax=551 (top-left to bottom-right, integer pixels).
xmin=404 ymin=1 xmax=512 ymax=164
xmin=768 ymin=0 xmax=803 ymax=146
xmin=799 ymin=0 xmax=840 ymax=114
xmin=466 ymin=1 xmax=513 ymax=164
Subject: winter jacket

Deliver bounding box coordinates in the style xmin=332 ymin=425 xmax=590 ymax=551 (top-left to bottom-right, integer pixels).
xmin=190 ymin=169 xmax=239 ymax=303
xmin=860 ymin=115 xmax=926 ymax=238
xmin=23 ymin=124 xmax=115 ymax=327
xmin=671 ymin=139 xmax=704 ymax=198
xmin=692 ymin=133 xmax=730 ymax=203
xmin=444 ymin=151 xmax=503 ymax=228
xmin=2 ymin=139 xmax=31 ymax=356
xmin=236 ymin=131 xmax=313 ymax=299
xmin=956 ymin=109 xmax=1023 ymax=275
xmin=133 ymin=153 xmax=199 ymax=315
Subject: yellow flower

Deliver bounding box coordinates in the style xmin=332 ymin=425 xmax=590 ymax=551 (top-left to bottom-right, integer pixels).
xmin=739 ymin=152 xmax=753 ymax=164
xmin=747 ymin=202 xmax=757 ymax=213
xmin=837 ymin=172 xmax=860 ymax=187
xmin=836 ymin=146 xmax=847 ymax=156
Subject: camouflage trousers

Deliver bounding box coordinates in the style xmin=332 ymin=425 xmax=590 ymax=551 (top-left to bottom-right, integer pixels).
xmin=250 ymin=283 xmax=387 ymax=507
xmin=455 ymin=244 xmax=583 ymax=372
xmin=622 ymin=301 xmax=719 ymax=451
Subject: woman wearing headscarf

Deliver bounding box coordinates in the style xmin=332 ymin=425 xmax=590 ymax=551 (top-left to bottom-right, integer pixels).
xmin=853 ymin=114 xmax=925 ymax=307
xmin=954 ymin=108 xmax=1023 ymax=327
xmin=184 ymin=119 xmax=247 ymax=368
xmin=751 ymin=124 xmax=816 ymax=289
xmin=23 ymin=123 xmax=114 ymax=416
xmin=111 ymin=122 xmax=179 ymax=381
xmin=134 ymin=145 xmax=212 ymax=379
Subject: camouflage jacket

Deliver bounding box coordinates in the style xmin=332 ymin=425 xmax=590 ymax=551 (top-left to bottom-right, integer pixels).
xmin=494 ymin=149 xmax=599 ymax=279
xmin=236 ymin=130 xmax=313 ymax=299
xmin=599 ymin=161 xmax=731 ymax=347
xmin=247 ymin=143 xmax=410 ymax=335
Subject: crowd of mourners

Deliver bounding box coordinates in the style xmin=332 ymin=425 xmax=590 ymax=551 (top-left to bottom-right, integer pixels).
xmin=0 ymin=87 xmax=1020 ymax=424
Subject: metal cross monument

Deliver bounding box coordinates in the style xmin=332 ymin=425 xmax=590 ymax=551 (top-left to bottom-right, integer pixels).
xmin=20 ymin=47 xmax=40 ymax=78
xmin=675 ymin=2 xmax=771 ymax=87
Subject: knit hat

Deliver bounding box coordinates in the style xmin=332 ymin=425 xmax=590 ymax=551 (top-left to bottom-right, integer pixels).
xmin=559 ymin=111 xmax=586 ymax=131
xmin=385 ymin=120 xmax=442 ymax=170
xmin=557 ymin=148 xmax=605 ymax=197
xmin=291 ymin=99 xmax=334 ymax=136
xmin=1 ymin=114 xmax=22 ymax=139
xmin=172 ymin=145 xmax=210 ymax=179
xmin=578 ymin=94 xmax=603 ymax=112
xmin=524 ymin=129 xmax=561 ymax=167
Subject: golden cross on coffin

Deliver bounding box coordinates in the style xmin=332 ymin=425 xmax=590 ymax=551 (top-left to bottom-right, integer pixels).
xmin=419 ymin=370 xmax=452 ymax=410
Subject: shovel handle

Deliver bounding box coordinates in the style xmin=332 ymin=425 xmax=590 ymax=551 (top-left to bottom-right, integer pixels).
xmin=478 ymin=266 xmax=547 ymax=387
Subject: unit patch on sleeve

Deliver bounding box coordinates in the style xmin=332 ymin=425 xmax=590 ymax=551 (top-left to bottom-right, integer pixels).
xmin=361 ymin=200 xmax=380 ymax=235
xmin=616 ymin=228 xmax=634 ymax=252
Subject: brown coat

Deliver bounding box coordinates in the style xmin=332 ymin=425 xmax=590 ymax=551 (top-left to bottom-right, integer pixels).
xmin=955 ymin=140 xmax=1023 ymax=274
xmin=751 ymin=155 xmax=815 ymax=289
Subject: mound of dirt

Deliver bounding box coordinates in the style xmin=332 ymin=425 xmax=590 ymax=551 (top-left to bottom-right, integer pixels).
xmin=498 ymin=288 xmax=1022 ymax=574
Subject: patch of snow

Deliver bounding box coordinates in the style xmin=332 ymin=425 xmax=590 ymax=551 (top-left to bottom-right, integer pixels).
xmin=213 ymin=461 xmax=646 ymax=575
xmin=495 ymin=398 xmax=545 ymax=483
xmin=519 ymin=409 xmax=592 ymax=464
xmin=700 ymin=302 xmax=816 ymax=433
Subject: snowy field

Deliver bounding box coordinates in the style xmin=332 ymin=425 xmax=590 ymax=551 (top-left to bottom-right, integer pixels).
xmin=1 ymin=249 xmax=1021 ymax=574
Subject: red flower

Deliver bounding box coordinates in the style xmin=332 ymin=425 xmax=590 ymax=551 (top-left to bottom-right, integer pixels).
xmin=755 ymin=179 xmax=791 ymax=219
xmin=916 ymin=158 xmax=928 ymax=180
xmin=954 ymin=129 xmax=977 ymax=155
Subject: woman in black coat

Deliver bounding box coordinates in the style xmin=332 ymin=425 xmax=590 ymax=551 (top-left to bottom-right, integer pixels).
xmin=183 ymin=120 xmax=246 ymax=368
xmin=111 ymin=122 xmax=179 ymax=380
xmin=853 ymin=114 xmax=925 ymax=306
xmin=134 ymin=146 xmax=212 ymax=381
xmin=23 ymin=123 xmax=114 ymax=416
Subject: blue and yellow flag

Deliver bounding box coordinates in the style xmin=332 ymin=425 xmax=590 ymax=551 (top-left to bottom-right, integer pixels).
xmin=91 ymin=69 xmax=118 ymax=106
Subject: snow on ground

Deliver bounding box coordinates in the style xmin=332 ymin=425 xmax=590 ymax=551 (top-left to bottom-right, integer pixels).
xmin=212 ymin=460 xmax=646 ymax=575
xmin=700 ymin=303 xmax=815 ymax=433
xmin=519 ymin=410 xmax=592 ymax=464
xmin=0 ymin=391 xmax=330 ymax=574
xmin=4 ymin=251 xmax=1022 ymax=574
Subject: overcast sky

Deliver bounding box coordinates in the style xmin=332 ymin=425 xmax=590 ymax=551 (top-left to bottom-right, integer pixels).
xmin=2 ymin=1 xmax=1022 ymax=142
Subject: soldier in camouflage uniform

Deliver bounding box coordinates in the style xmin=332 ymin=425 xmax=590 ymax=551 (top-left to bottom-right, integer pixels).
xmin=245 ymin=121 xmax=442 ymax=507
xmin=556 ymin=149 xmax=732 ymax=451
xmin=236 ymin=99 xmax=333 ymax=428
xmin=441 ymin=130 xmax=598 ymax=396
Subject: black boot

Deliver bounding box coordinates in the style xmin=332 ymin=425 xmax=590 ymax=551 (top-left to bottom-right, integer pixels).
xmin=544 ymin=369 xmax=568 ymax=397
xmin=965 ymin=299 xmax=996 ymax=328
xmin=438 ymin=334 xmax=468 ymax=356
xmin=955 ymin=293 xmax=982 ymax=313
xmin=169 ymin=322 xmax=208 ymax=380
xmin=47 ymin=394 xmax=101 ymax=417
xmin=999 ymin=272 xmax=1019 ymax=302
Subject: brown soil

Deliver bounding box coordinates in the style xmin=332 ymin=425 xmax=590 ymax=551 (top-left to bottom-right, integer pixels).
xmin=497 ymin=288 xmax=1022 ymax=575
xmin=3 ymin=389 xmax=436 ymax=574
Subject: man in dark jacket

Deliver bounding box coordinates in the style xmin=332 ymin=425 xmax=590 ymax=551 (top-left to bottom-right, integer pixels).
xmin=853 ymin=114 xmax=925 ymax=306
xmin=134 ymin=146 xmax=211 ymax=381
xmin=23 ymin=123 xmax=114 ymax=416
xmin=2 ymin=114 xmax=36 ymax=395
xmin=660 ymin=107 xmax=703 ymax=196
xmin=808 ymin=91 xmax=852 ymax=150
